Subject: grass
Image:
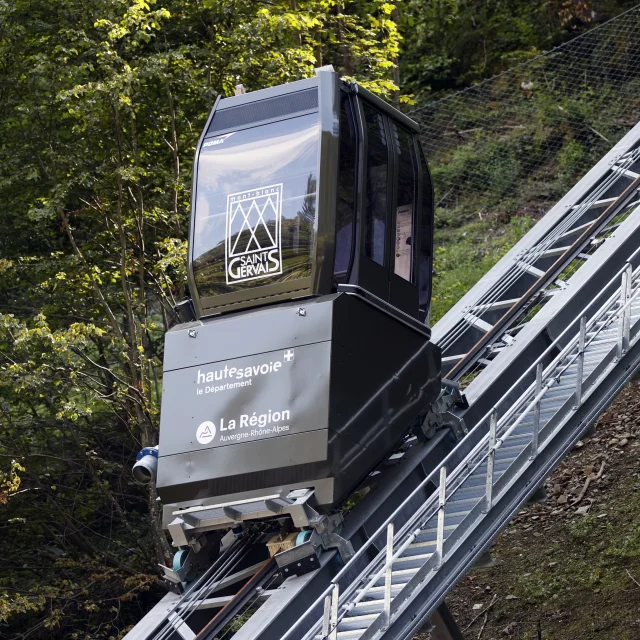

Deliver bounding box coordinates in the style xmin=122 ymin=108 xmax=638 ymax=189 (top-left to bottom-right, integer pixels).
xmin=431 ymin=211 xmax=534 ymax=323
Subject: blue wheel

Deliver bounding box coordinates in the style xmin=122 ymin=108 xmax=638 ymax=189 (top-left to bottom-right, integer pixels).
xmin=173 ymin=549 xmax=189 ymax=573
xmin=296 ymin=530 xmax=312 ymax=546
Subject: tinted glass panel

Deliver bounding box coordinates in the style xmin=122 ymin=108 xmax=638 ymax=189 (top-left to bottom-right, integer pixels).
xmin=393 ymin=125 xmax=417 ymax=282
xmin=363 ymin=104 xmax=388 ymax=265
xmin=192 ymin=113 xmax=318 ymax=299
xmin=334 ymin=94 xmax=357 ymax=283
xmin=418 ymin=145 xmax=434 ymax=321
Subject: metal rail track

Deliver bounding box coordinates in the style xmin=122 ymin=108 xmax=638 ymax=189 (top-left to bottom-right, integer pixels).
xmin=195 ymin=558 xmax=278 ymax=640
xmin=435 ymin=127 xmax=640 ymax=387
xmin=447 ymin=172 xmax=640 ymax=381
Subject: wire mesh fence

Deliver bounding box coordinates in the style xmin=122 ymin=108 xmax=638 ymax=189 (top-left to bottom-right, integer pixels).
xmin=411 ymin=4 xmax=640 ymax=222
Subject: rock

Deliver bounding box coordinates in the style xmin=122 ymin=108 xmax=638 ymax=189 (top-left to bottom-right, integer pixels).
xmin=557 ymin=494 xmax=568 ymax=505
xmin=608 ymin=438 xmax=619 ymax=447
xmin=505 ymin=594 xmax=519 ymax=600
xmin=576 ymin=505 xmax=591 ymax=515
xmin=548 ymin=561 xmax=558 ymax=567
xmin=620 ymin=438 xmax=629 ymax=447
xmin=502 ymin=621 xmax=516 ymax=635
xmin=575 ymin=440 xmax=585 ymax=449
xmin=553 ymin=483 xmax=562 ymax=494
xmin=472 ymin=603 xmax=483 ymax=611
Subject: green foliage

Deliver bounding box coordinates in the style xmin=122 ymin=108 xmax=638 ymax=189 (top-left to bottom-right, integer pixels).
xmin=0 ymin=1 xmax=400 ymax=637
xmin=421 ymin=78 xmax=640 ymax=227
xmin=431 ymin=213 xmax=533 ymax=322
xmin=400 ymin=0 xmax=638 ymax=102
xmin=0 ymin=0 xmax=634 ymax=637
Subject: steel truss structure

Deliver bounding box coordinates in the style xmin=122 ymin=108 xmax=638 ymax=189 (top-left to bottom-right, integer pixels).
xmin=125 ymin=122 xmax=640 ymax=640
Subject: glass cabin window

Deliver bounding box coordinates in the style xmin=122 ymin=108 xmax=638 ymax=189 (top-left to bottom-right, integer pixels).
xmin=363 ymin=104 xmax=388 ymax=266
xmin=393 ymin=125 xmax=417 ymax=282
xmin=334 ymin=93 xmax=357 ymax=284
xmin=418 ymin=144 xmax=434 ymax=321
xmin=192 ymin=113 xmax=319 ymax=299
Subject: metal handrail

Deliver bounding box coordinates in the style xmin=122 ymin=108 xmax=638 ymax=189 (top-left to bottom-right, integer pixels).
xmin=287 ymin=250 xmax=640 ymax=640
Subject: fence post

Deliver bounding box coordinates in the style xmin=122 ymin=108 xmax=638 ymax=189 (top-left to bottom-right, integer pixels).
xmin=382 ymin=522 xmax=394 ymax=630
xmin=435 ymin=467 xmax=446 ymax=568
xmin=574 ymin=316 xmax=586 ymax=409
xmin=484 ymin=410 xmax=497 ymax=512
xmin=530 ymin=364 xmax=543 ymax=459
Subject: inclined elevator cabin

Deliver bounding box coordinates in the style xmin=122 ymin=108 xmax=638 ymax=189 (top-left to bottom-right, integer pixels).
xmin=148 ymin=68 xmax=441 ymax=574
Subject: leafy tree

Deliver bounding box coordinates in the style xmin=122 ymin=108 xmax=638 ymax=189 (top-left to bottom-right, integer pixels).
xmin=401 ymin=0 xmax=639 ymax=102
xmin=0 ymin=0 xmax=400 ymax=637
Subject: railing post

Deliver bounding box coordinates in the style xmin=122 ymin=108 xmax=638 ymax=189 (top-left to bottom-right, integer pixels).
xmin=322 ymin=593 xmax=331 ymax=638
xmin=624 ymin=263 xmax=633 ymax=353
xmin=329 ymin=583 xmax=339 ymax=640
xmin=530 ymin=363 xmax=543 ymax=459
xmin=485 ymin=410 xmax=497 ymax=512
xmin=574 ymin=316 xmax=586 ymax=409
xmin=382 ymin=522 xmax=394 ymax=630
xmin=618 ymin=264 xmax=632 ymax=358
xmin=435 ymin=467 xmax=446 ymax=568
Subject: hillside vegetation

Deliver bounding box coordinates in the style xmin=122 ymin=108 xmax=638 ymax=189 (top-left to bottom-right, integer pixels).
xmin=0 ymin=1 xmax=638 ymax=638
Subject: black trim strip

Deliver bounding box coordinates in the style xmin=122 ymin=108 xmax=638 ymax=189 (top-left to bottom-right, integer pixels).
xmin=337 ymin=284 xmax=431 ymax=337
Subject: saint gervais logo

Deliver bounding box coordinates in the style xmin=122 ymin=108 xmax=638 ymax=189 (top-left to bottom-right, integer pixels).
xmin=225 ymin=184 xmax=283 ymax=284
xmin=196 ymin=420 xmax=216 ymax=444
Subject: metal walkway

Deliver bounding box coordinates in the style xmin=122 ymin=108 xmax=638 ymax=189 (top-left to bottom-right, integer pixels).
xmin=126 ymin=122 xmax=640 ymax=640
xmin=289 ymin=255 xmax=640 ymax=640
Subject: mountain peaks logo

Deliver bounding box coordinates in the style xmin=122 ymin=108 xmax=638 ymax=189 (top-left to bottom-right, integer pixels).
xmin=196 ymin=420 xmax=216 ymax=444
xmin=225 ymin=184 xmax=283 ymax=284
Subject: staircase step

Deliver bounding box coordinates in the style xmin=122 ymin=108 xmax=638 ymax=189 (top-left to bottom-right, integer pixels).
xmin=350 ymin=599 xmax=385 ymax=616
xmin=496 ymin=443 xmax=528 ymax=457
xmin=338 ymin=613 xmax=378 ymax=632
xmin=469 ymin=456 xmax=517 ymax=475
xmin=393 ymin=552 xmax=433 ymax=570
xmin=446 ymin=495 xmax=483 ymax=511
xmin=315 ymin=630 xmax=363 ymax=640
xmin=463 ymin=471 xmax=504 ymax=489
xmin=415 ymin=525 xmax=457 ymax=544
xmin=399 ymin=538 xmax=444 ymax=563
xmin=370 ymin=567 xmax=419 ymax=587
xmin=499 ymin=433 xmax=535 ymax=448
xmin=448 ymin=483 xmax=486 ymax=500
xmin=356 ymin=583 xmax=405 ymax=599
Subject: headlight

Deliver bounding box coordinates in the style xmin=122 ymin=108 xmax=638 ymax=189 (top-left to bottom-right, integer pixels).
xmin=133 ymin=446 xmax=159 ymax=485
